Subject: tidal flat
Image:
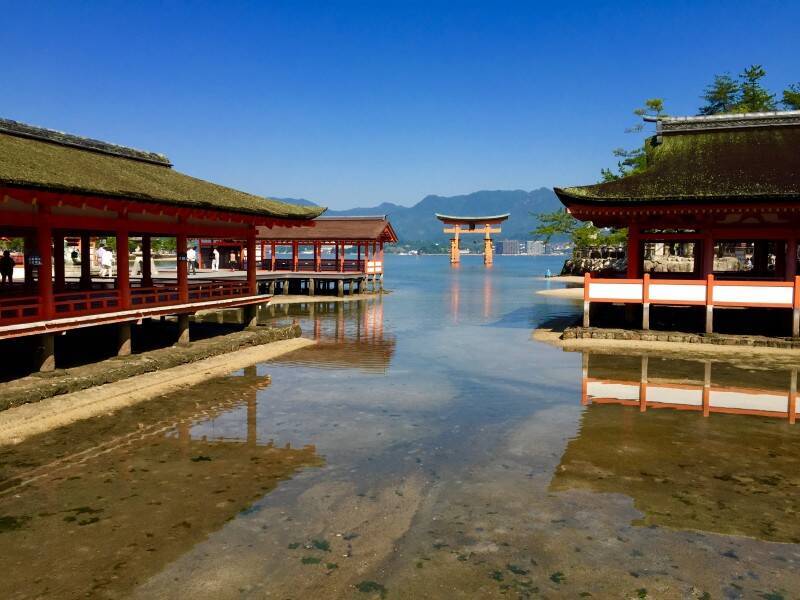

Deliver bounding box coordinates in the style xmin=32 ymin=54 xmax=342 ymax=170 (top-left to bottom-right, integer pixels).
xmin=2 ymin=256 xmax=799 ymax=599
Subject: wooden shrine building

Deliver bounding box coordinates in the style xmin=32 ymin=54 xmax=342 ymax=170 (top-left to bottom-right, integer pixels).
xmin=435 ymin=213 xmax=509 ymax=266
xmin=0 ymin=118 xmax=322 ymax=371
xmin=555 ymin=110 xmax=800 ymax=335
xmin=197 ymin=216 xmax=397 ymax=296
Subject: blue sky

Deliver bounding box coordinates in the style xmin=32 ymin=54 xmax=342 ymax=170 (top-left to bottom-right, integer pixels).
xmin=2 ymin=1 xmax=798 ymax=209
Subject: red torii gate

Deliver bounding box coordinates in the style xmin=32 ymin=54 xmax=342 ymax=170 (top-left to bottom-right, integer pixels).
xmin=435 ymin=213 xmax=510 ymax=266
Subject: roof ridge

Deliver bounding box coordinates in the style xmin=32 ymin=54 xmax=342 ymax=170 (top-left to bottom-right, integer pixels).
xmin=644 ymin=110 xmax=800 ymax=134
xmin=315 ymin=215 xmax=387 ymax=220
xmin=0 ymin=118 xmax=172 ymax=166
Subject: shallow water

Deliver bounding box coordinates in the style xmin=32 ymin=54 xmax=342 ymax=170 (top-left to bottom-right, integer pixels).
xmin=2 ymin=255 xmax=800 ymax=599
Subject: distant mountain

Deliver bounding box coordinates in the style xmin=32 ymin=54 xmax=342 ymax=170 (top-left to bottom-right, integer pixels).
xmin=275 ymin=197 xmax=320 ymax=207
xmin=323 ymin=188 xmax=560 ymax=243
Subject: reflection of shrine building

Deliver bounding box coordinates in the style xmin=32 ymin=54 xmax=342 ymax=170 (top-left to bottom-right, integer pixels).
xmin=0 ymin=369 xmax=321 ymax=599
xmin=580 ymin=351 xmax=797 ymax=422
xmin=551 ymin=352 xmax=800 ymax=543
xmin=268 ymin=298 xmax=396 ymax=374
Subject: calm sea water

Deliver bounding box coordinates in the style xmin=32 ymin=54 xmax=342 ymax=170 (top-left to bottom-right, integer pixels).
xmin=2 ymin=255 xmax=800 ymax=599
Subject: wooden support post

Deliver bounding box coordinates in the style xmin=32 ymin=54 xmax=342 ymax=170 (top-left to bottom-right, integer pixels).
xmin=450 ymin=226 xmax=460 ymax=264
xmin=583 ymin=272 xmax=590 ymax=328
xmin=702 ymin=233 xmax=715 ymax=277
xmin=642 ymin=273 xmax=650 ymax=330
xmin=308 ymin=277 xmax=315 ymax=296
xmin=790 ymin=369 xmax=797 ymax=425
xmin=247 ymin=227 xmax=257 ymax=295
xmin=141 ymin=235 xmax=153 ymax=287
xmin=627 ymin=224 xmax=640 ymax=278
xmin=639 ymin=355 xmax=648 ymax=412
xmin=117 ymin=226 xmax=131 ymax=310
xmin=177 ymin=313 xmax=190 ymax=345
xmin=337 ymin=279 xmax=344 ymax=297
xmin=37 ymin=203 xmax=55 ymax=320
xmin=702 ymin=361 xmax=711 ymax=417
xmin=53 ymin=233 xmax=65 ymax=292
xmin=357 ymin=242 xmax=362 ymax=271
xmin=292 ymin=241 xmax=299 ymax=272
xmin=268 ymin=280 xmax=275 ymax=295
xmin=80 ymin=233 xmax=92 ymax=288
xmin=705 ymin=274 xmax=714 ymax=334
xmin=793 ymin=276 xmax=800 ymax=338
xmin=282 ymin=279 xmax=289 ymax=295
xmin=117 ymin=322 xmax=132 ymax=356
xmin=787 ymin=239 xmax=798 ymax=281
xmin=339 ymin=242 xmax=345 ymax=272
xmin=315 ymin=242 xmax=321 ymax=272
xmin=271 ymin=242 xmax=277 ymax=271
xmin=244 ymin=304 xmax=259 ymax=328
xmin=177 ymin=231 xmax=188 ymax=303
xmin=36 ymin=333 xmax=56 ymax=372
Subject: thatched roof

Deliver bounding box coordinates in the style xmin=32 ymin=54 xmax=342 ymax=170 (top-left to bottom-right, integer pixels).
xmin=555 ymin=111 xmax=800 ymax=206
xmin=0 ymin=118 xmax=325 ymax=219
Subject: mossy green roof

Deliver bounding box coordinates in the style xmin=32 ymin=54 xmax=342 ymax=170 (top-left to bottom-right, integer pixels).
xmin=0 ymin=122 xmax=325 ymax=219
xmin=556 ymin=124 xmax=800 ymax=205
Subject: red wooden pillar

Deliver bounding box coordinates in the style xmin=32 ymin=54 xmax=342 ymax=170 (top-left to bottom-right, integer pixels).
xmin=80 ymin=233 xmax=92 ymax=289
xmin=292 ymin=241 xmax=299 ymax=272
xmin=786 ymin=239 xmax=797 ymax=281
xmin=626 ymin=224 xmax=640 ymax=278
xmin=702 ymin=232 xmax=715 ymax=277
xmin=339 ymin=242 xmax=345 ymax=272
xmin=53 ymin=232 xmax=65 ymax=292
xmin=271 ymin=242 xmax=276 ymax=271
xmin=117 ymin=225 xmax=131 ymax=309
xmin=357 ymin=242 xmax=362 ymax=271
xmin=247 ymin=227 xmax=257 ymax=295
xmin=37 ymin=202 xmax=54 ymax=319
xmin=141 ymin=235 xmax=153 ymax=287
xmin=314 ymin=242 xmax=321 ymax=271
xmin=177 ymin=231 xmax=188 ymax=303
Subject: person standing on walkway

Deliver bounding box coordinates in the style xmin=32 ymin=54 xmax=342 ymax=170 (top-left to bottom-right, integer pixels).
xmin=187 ymin=246 xmax=197 ymax=275
xmin=229 ymin=249 xmax=237 ymax=271
xmin=0 ymin=250 xmax=14 ymax=285
xmin=100 ymin=246 xmax=114 ymax=277
xmin=212 ymin=247 xmax=220 ymax=271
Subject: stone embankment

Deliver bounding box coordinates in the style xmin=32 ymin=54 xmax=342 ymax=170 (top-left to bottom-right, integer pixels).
xmin=1 ymin=323 xmax=301 ymax=412
xmin=563 ymin=326 xmax=800 ymax=349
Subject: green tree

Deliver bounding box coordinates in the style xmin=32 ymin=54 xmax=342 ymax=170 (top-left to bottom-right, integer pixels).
xmin=532 ymin=209 xmax=627 ymax=250
xmin=735 ymin=65 xmax=776 ymax=112
xmin=699 ymin=73 xmax=739 ymax=115
xmin=531 ymin=208 xmax=576 ymax=244
xmin=783 ymin=83 xmax=800 ymax=110
xmin=601 ymin=99 xmax=664 ymax=182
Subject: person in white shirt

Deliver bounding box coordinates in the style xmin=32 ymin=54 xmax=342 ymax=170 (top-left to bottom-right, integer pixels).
xmin=100 ymin=247 xmax=114 ymax=277
xmin=212 ymin=248 xmax=220 ymax=271
xmin=186 ymin=246 xmax=197 ymax=275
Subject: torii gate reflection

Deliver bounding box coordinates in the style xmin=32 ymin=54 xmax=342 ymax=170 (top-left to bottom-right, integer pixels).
xmin=435 ymin=213 xmax=510 ymax=267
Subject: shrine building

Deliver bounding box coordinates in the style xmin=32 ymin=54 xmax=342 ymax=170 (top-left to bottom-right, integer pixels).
xmin=555 ymin=110 xmax=800 ymax=335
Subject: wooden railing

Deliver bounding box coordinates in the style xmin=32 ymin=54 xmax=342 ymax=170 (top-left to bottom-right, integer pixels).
xmin=1 ymin=279 xmax=256 ymax=327
xmin=0 ymin=295 xmax=41 ymax=324
xmin=263 ymin=258 xmax=367 ymax=273
xmin=583 ymin=273 xmax=800 ymax=335
xmin=54 ymin=289 xmax=121 ymax=317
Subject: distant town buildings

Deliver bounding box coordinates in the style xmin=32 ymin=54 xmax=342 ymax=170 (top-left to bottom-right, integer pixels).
xmin=495 ymin=239 xmax=551 ymax=255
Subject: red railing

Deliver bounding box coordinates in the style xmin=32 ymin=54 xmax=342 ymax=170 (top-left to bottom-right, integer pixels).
xmin=264 ymin=258 xmax=366 ymax=273
xmin=188 ymin=279 xmax=251 ymax=301
xmin=1 ymin=279 xmax=256 ymax=327
xmin=54 ymin=289 xmax=120 ymax=317
xmin=0 ymin=294 xmax=41 ymax=324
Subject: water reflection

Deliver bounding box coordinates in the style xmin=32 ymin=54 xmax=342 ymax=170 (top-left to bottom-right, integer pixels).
xmin=0 ymin=369 xmax=321 ymax=600
xmin=580 ymin=352 xmax=797 ymax=421
xmin=266 ymin=298 xmax=396 ymax=374
xmin=552 ymin=351 xmax=800 ymax=543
